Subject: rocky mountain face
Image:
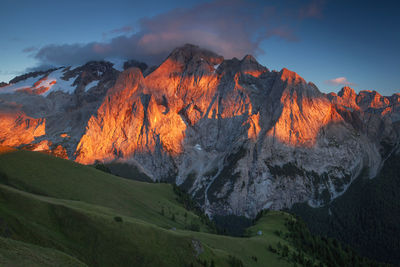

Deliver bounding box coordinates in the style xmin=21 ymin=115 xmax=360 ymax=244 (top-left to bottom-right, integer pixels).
xmin=1 ymin=44 xmax=399 ymax=217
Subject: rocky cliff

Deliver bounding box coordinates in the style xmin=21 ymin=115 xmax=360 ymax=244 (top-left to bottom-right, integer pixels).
xmin=1 ymin=44 xmax=399 ymax=217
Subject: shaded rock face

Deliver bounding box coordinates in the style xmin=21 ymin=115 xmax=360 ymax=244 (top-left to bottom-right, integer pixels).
xmin=1 ymin=44 xmax=399 ymax=217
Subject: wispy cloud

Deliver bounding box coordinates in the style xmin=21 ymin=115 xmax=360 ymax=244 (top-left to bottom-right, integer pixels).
xmin=102 ymin=25 xmax=134 ymax=39
xmin=325 ymin=77 xmax=356 ymax=86
xmin=299 ymin=0 xmax=325 ymax=19
xmin=22 ymin=46 xmax=37 ymax=53
xmin=25 ymin=64 xmax=57 ymax=73
xmin=32 ymin=0 xmax=322 ymax=67
xmin=266 ymin=26 xmax=299 ymax=42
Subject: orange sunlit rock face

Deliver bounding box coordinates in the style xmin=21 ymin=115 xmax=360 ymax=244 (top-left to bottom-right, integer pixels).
xmin=19 ymin=140 xmax=69 ymax=159
xmin=247 ymin=112 xmax=261 ymax=140
xmin=60 ymin=133 xmax=70 ymax=138
xmin=381 ymin=107 xmax=393 ymax=116
xmin=52 ymin=144 xmax=68 ymax=159
xmin=279 ymin=68 xmax=305 ymax=85
xmin=75 ymin=45 xmax=266 ymax=164
xmin=0 ymin=112 xmax=46 ymax=147
xmin=75 ymin=69 xmax=147 ymax=164
xmin=75 ymin=67 xmax=188 ymax=164
xmin=267 ymin=69 xmax=343 ymax=147
xmin=32 ymin=140 xmax=51 ymax=151
xmin=75 ymin=48 xmax=350 ymax=164
xmin=336 ymin=86 xmax=360 ymax=110
xmin=243 ymin=70 xmax=265 ymax=78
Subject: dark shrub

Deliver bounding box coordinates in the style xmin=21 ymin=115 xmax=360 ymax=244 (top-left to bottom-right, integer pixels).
xmin=114 ymin=216 xmax=123 ymax=222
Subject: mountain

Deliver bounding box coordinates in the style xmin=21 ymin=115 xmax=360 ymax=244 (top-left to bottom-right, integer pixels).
xmin=0 ymin=44 xmax=399 ymax=219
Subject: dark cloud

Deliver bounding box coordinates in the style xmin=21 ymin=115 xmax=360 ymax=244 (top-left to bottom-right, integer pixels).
xmin=33 ymin=0 xmax=322 ymax=67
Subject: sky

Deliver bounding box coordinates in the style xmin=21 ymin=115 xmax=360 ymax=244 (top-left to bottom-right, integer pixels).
xmin=0 ymin=0 xmax=399 ymax=95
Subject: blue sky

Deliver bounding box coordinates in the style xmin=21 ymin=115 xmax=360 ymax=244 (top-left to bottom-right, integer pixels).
xmin=1 ymin=0 xmax=399 ymax=95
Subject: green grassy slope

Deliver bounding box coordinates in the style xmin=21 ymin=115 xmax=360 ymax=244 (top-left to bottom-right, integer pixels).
xmin=0 ymin=236 xmax=87 ymax=267
xmin=0 ymin=184 xmax=219 ymax=266
xmin=0 ymin=149 xmax=377 ymax=266
xmin=0 ymin=150 xmax=206 ymax=231
xmin=0 ymin=150 xmax=297 ymax=266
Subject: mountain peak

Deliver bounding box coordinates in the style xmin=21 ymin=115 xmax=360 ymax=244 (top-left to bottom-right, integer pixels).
xmin=357 ymin=90 xmax=389 ymax=109
xmin=168 ymin=44 xmax=223 ymax=66
xmin=241 ymin=54 xmax=257 ymax=62
xmin=279 ymin=68 xmax=305 ymax=85
xmin=338 ymin=86 xmax=357 ymax=99
xmin=238 ymin=54 xmax=268 ymax=77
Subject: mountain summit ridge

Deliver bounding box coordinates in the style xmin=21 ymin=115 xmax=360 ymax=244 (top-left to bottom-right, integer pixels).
xmin=0 ymin=44 xmax=399 ymax=216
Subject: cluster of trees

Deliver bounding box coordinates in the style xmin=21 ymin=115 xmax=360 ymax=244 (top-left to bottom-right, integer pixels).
xmin=93 ymin=160 xmax=153 ymax=182
xmin=291 ymin=151 xmax=400 ymax=265
xmin=212 ymin=214 xmax=253 ymax=237
xmin=0 ymin=170 xmax=9 ymax=184
xmin=283 ymin=218 xmax=386 ymax=267
xmin=172 ymin=184 xmax=216 ymax=233
xmin=93 ymin=161 xmax=112 ymax=173
xmin=189 ymin=257 xmax=243 ymax=267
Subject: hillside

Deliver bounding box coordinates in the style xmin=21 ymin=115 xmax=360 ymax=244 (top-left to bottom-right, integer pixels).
xmin=0 ymin=236 xmax=86 ymax=267
xmin=0 ymin=149 xmax=383 ymax=266
xmin=291 ymin=146 xmax=400 ymax=265
xmin=0 ymin=149 xmax=294 ymax=266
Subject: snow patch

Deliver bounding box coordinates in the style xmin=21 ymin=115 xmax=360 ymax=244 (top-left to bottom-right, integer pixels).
xmin=213 ymin=64 xmax=220 ymax=73
xmin=250 ymin=84 xmax=258 ymax=91
xmin=106 ymin=58 xmax=126 ymax=71
xmin=0 ymin=68 xmax=77 ymax=96
xmin=0 ymin=76 xmax=40 ymax=94
xmin=43 ymin=68 xmax=77 ymax=96
xmin=84 ymin=80 xmax=99 ymax=92
xmin=194 ymin=144 xmax=202 ymax=151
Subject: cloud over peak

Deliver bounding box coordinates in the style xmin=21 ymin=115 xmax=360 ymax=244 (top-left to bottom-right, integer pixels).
xmin=31 ymin=0 xmax=323 ymax=67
